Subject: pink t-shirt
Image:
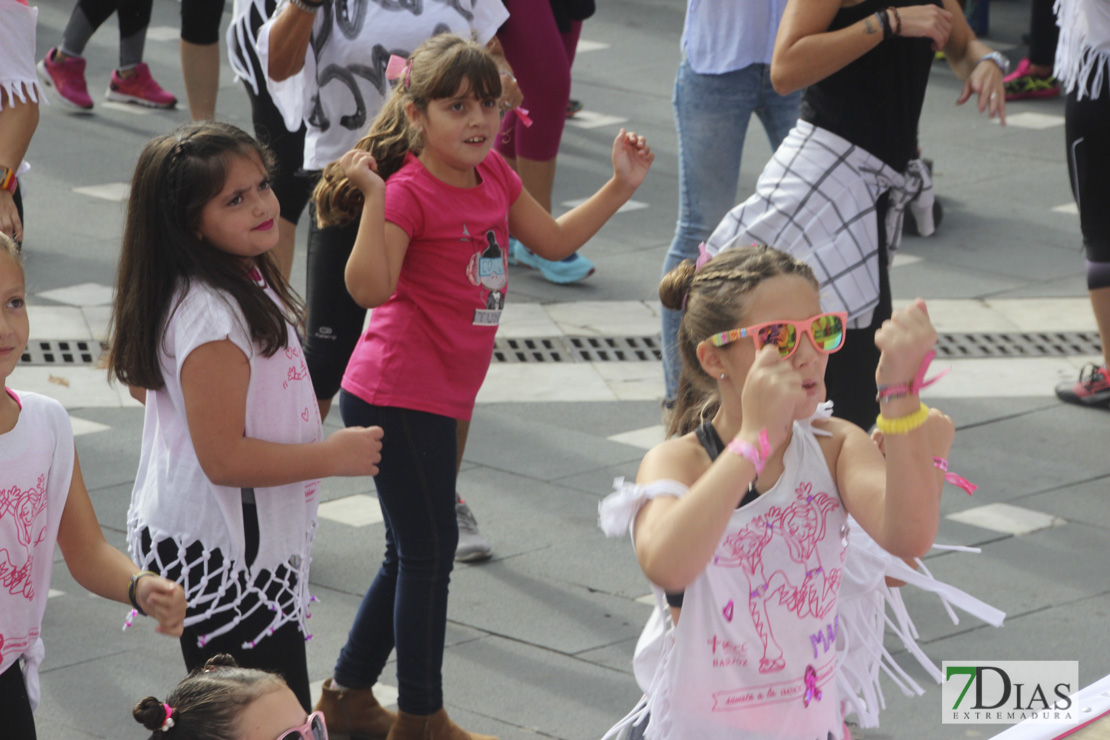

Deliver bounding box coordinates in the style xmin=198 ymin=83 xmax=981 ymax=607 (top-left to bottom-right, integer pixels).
xmin=342 ymin=151 xmax=522 ymax=420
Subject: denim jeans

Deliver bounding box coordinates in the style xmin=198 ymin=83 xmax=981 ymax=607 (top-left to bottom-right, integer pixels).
xmin=333 ymin=393 xmax=459 ymax=715
xmin=661 ymin=60 xmax=801 ymax=403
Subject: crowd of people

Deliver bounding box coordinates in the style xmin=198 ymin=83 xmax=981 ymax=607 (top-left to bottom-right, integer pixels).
xmin=2 ymin=0 xmax=1108 ymax=738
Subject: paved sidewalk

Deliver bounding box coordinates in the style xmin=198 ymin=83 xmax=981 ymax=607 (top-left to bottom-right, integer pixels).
xmin=12 ymin=1 xmax=1110 ymax=738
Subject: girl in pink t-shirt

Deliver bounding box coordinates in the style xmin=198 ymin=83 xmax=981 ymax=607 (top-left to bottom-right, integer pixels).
xmin=307 ymin=33 xmax=653 ymax=737
xmin=0 ymin=234 xmax=186 ymax=736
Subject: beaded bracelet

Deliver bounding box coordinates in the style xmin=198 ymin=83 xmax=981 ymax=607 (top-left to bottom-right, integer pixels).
xmin=128 ymin=570 xmax=157 ymax=616
xmin=725 ymin=428 xmax=772 ymax=477
xmin=888 ymin=6 xmax=902 ymax=36
xmin=874 ymin=402 xmax=929 ymax=435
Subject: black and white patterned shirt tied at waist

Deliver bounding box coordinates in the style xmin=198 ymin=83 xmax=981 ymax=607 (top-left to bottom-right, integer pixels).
xmin=705 ymin=121 xmax=935 ymax=330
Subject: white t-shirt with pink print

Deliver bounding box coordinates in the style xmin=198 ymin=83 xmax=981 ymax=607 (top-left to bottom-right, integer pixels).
xmin=0 ymin=389 xmax=74 ymax=711
xmin=127 ymin=277 xmax=322 ymax=649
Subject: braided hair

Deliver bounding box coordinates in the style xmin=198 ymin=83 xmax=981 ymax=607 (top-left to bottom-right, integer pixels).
xmin=107 ymin=121 xmax=305 ymax=391
xmin=132 ymin=654 xmax=285 ymax=740
xmin=659 ymin=243 xmax=819 ymax=439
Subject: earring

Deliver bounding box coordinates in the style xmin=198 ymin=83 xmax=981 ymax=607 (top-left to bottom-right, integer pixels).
xmin=719 ymin=373 xmax=726 ymax=379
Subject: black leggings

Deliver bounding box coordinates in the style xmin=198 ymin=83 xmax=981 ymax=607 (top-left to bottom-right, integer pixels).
xmin=303 ymin=201 xmax=367 ymax=400
xmin=60 ymin=0 xmax=152 ymax=67
xmin=181 ymin=0 xmax=225 ymax=45
xmin=824 ymin=194 xmax=893 ymax=430
xmin=0 ymin=660 xmax=37 ymax=740
xmin=1028 ymin=0 xmax=1059 ymax=69
xmin=1065 ymin=73 xmax=1110 ymax=270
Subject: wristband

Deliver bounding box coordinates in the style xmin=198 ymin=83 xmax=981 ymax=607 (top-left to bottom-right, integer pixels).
xmin=128 ymin=570 xmax=157 ymax=616
xmin=876 ymin=349 xmax=949 ymax=402
xmin=874 ymin=402 xmax=929 ymax=435
xmin=726 ymin=428 xmax=772 ymax=477
xmin=290 ymin=0 xmax=321 ymax=13
xmin=933 ymin=457 xmax=978 ymax=494
xmin=874 ymin=10 xmax=892 ymax=39
xmin=0 ymin=167 xmax=17 ymax=194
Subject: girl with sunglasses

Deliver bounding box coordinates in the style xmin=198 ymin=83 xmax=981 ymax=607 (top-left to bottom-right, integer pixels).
xmin=600 ymin=244 xmax=957 ymax=739
xmin=133 ymin=654 xmax=327 ymax=740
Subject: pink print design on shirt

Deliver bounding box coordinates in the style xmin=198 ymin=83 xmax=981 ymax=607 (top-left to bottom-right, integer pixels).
xmin=283 ymin=347 xmax=309 ymax=390
xmin=0 ymin=475 xmax=49 ymax=600
xmin=713 ymin=480 xmax=842 ymax=674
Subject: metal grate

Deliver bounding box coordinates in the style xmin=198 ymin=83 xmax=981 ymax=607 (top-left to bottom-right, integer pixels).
xmin=935 ymin=332 xmax=1102 ymax=359
xmin=21 ymin=340 xmax=101 ymax=366
xmin=492 ymin=332 xmax=1101 ymax=363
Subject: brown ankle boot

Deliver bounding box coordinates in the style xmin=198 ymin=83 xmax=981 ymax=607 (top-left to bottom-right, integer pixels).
xmin=384 ymin=708 xmax=498 ymax=740
xmin=315 ymin=678 xmax=396 ymax=739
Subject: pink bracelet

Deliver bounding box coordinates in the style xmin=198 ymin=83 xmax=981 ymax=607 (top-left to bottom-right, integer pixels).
xmin=726 ymin=428 xmax=772 ymax=477
xmin=876 ymin=350 xmax=950 ymax=402
xmin=933 ymin=456 xmax=977 ymax=494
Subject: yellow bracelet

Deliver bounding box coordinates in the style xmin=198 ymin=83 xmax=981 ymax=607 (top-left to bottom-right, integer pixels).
xmin=874 ymin=402 xmax=929 ymax=435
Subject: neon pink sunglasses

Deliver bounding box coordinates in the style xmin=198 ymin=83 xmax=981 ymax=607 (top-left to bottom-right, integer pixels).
xmin=707 ymin=312 xmax=848 ymax=359
xmin=276 ymin=711 xmax=327 ymax=740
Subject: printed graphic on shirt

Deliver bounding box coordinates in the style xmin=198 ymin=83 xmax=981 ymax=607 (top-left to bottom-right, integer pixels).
xmin=711 ymin=481 xmax=844 ymax=676
xmin=0 ymin=474 xmax=48 ymax=602
xmin=466 ymin=228 xmax=507 ymax=325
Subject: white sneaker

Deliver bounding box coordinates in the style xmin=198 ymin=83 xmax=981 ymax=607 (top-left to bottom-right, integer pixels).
xmin=455 ymin=498 xmax=492 ymax=562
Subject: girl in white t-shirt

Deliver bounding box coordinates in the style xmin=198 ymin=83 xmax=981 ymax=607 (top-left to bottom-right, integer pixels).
xmin=599 ymin=245 xmax=956 ymax=739
xmin=0 ymin=234 xmax=186 ymax=738
xmin=105 ymin=121 xmax=384 ymax=713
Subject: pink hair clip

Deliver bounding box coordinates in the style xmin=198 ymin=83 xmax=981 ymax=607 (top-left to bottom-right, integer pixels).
xmin=385 ymin=54 xmax=412 ymax=88
xmin=161 ymin=704 xmax=175 ymax=731
xmin=694 ymin=241 xmax=712 ymax=272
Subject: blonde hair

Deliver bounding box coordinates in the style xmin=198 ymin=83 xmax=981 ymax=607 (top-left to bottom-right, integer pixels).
xmin=313 ymin=33 xmax=502 ymax=228
xmin=0 ymin=232 xmax=21 ymax=270
xmin=660 ymin=244 xmax=819 ymax=439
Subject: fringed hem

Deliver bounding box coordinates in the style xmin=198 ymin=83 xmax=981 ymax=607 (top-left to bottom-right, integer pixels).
xmin=0 ymin=79 xmax=42 ymax=110
xmin=128 ymin=524 xmax=314 ymax=650
xmin=1055 ymin=0 xmax=1110 ymax=100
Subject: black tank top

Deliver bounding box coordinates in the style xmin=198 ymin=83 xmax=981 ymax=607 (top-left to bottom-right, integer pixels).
xmin=799 ymin=0 xmax=939 ymax=172
xmin=664 ymin=419 xmax=760 ymax=608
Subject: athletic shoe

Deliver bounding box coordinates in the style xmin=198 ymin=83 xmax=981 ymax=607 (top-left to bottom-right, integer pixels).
xmin=1055 ymin=364 xmax=1110 ymax=409
xmin=455 ymin=498 xmax=492 ymax=562
xmin=106 ymin=63 xmax=177 ymax=109
xmin=37 ymin=48 xmax=94 ymax=110
xmin=566 ymin=98 xmax=584 ymax=118
xmin=1003 ymin=58 xmax=1060 ymax=101
xmin=508 ymin=237 xmax=595 ymax=284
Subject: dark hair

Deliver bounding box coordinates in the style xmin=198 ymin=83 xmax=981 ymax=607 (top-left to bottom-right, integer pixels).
xmin=107 ymin=121 xmax=304 ymax=390
xmin=132 ymin=654 xmax=286 ymax=740
xmin=313 ymin=33 xmax=502 ymax=227
xmin=660 ymin=244 xmax=820 ymax=439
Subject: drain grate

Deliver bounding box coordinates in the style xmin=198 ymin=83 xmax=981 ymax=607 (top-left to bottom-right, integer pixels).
xmin=936 ymin=332 xmax=1102 ymax=359
xmin=492 ymin=332 xmax=1101 ymax=363
xmin=21 ymin=339 xmax=102 ymax=366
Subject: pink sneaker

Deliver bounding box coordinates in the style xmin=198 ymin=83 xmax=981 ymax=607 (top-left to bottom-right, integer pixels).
xmin=106 ymin=63 xmax=177 ymax=109
xmin=37 ymin=47 xmax=94 ymax=110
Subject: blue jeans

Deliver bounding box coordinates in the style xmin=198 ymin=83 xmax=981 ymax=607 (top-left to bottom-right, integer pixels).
xmin=333 ymin=393 xmax=458 ymax=715
xmin=661 ymin=60 xmax=801 ymax=402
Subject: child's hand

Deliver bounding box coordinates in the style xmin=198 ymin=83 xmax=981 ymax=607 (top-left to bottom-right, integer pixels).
xmin=136 ymin=575 xmax=187 ymax=637
xmin=924 ymin=406 xmax=955 ymax=459
xmin=325 ymin=425 xmax=385 ymax=477
xmin=738 ymin=346 xmax=808 ymax=452
xmin=873 ymin=298 xmax=937 ymax=388
xmin=611 ymin=129 xmax=654 ymax=192
xmin=339 ymin=149 xmax=384 ymax=196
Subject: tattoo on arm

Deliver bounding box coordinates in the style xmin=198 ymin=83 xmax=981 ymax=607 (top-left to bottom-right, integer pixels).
xmin=864 ymin=16 xmax=877 ymax=34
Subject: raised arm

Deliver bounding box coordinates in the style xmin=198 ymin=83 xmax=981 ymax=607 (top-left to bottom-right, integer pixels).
xmin=337 ymin=150 xmax=411 ymax=308
xmin=0 ymin=89 xmax=39 ymax=244
xmin=266 ymin=0 xmax=318 ymax=82
xmin=938 ymin=0 xmax=1007 ymax=123
xmin=57 ymin=450 xmax=187 ymax=636
xmin=771 ymin=0 xmax=954 ymax=94
xmin=180 ymin=339 xmax=383 ymax=487
xmin=836 ymin=300 xmax=951 ymax=558
xmin=508 ymin=129 xmax=653 ymax=261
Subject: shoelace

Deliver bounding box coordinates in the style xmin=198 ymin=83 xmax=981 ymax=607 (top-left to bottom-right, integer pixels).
xmin=1079 ymin=364 xmax=1110 ymax=390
